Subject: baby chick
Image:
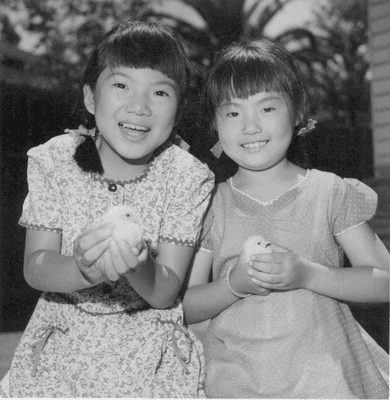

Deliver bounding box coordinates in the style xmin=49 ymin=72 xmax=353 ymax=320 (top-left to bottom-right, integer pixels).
xmin=243 ymin=235 xmax=272 ymax=263
xmin=102 ymin=205 xmax=143 ymax=248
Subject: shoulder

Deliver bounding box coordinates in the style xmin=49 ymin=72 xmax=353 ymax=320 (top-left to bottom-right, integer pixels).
xmin=309 ymin=169 xmax=377 ymax=205
xmin=208 ymin=181 xmax=230 ymax=210
xmin=158 ymin=144 xmax=214 ymax=179
xmin=27 ymin=132 xmax=79 ymax=164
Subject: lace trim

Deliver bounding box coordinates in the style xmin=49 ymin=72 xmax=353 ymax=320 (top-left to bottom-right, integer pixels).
xmin=334 ymin=221 xmax=367 ymax=236
xmin=159 ymin=236 xmax=195 ymax=247
xmin=18 ymin=222 xmax=61 ymax=234
xmin=229 ymin=169 xmax=311 ymax=206
xmin=199 ymin=247 xmax=213 ymax=254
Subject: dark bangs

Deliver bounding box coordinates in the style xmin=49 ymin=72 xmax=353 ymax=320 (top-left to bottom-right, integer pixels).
xmin=83 ymin=21 xmax=190 ymax=99
xmin=206 ymin=41 xmax=306 ymax=120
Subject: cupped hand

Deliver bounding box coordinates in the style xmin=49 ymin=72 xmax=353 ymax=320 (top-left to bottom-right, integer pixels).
xmin=73 ymin=223 xmax=114 ymax=285
xmin=229 ymin=250 xmax=271 ymax=297
xmin=97 ymin=238 xmax=148 ymax=282
xmin=248 ymin=243 xmax=310 ymax=291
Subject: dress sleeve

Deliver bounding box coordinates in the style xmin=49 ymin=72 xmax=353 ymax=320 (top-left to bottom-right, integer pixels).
xmin=160 ymin=161 xmax=214 ymax=246
xmin=332 ymin=177 xmax=378 ymax=236
xmin=18 ymin=144 xmax=63 ymax=233
xmin=198 ymin=204 xmax=215 ymax=253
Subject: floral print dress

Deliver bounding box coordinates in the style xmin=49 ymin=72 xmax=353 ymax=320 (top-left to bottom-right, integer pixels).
xmin=200 ymin=169 xmax=389 ymax=399
xmin=0 ymin=129 xmax=214 ymax=398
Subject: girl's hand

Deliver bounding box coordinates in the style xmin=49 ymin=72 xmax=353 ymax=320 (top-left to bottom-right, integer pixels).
xmin=229 ymin=250 xmax=271 ymax=297
xmin=73 ymin=223 xmax=114 ymax=285
xmin=98 ymin=238 xmax=148 ymax=281
xmin=248 ymin=244 xmax=310 ymax=291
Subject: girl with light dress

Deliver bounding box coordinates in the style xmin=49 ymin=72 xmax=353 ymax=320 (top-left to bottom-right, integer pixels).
xmin=0 ymin=20 xmax=214 ymax=398
xmin=183 ymin=39 xmax=389 ymax=399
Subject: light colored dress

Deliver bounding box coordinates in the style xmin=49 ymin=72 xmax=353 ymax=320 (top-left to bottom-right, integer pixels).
xmin=0 ymin=129 xmax=214 ymax=398
xmin=200 ymin=169 xmax=389 ymax=399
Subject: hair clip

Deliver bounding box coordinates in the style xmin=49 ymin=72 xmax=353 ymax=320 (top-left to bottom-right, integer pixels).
xmin=297 ymin=119 xmax=317 ymax=137
xmin=77 ymin=125 xmax=97 ymax=139
xmin=174 ymin=135 xmax=190 ymax=152
xmin=210 ymin=141 xmax=223 ymax=158
xmin=65 ymin=125 xmax=97 ymax=141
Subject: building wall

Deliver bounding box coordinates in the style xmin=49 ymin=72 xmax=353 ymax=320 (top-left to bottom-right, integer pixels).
xmin=369 ymin=0 xmax=390 ymax=178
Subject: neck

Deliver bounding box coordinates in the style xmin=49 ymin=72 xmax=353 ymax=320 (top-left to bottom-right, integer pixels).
xmin=232 ymin=160 xmax=307 ymax=202
xmin=234 ymin=159 xmax=294 ymax=185
xmin=102 ymin=161 xmax=149 ymax=181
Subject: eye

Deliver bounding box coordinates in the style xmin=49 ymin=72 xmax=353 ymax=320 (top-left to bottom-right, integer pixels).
xmin=262 ymin=107 xmax=275 ymax=113
xmin=155 ymin=90 xmax=169 ymax=97
xmin=113 ymin=83 xmax=127 ymax=89
xmin=226 ymin=112 xmax=239 ymax=117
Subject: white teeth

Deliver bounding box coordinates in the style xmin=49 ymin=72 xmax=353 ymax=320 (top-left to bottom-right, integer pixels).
xmin=119 ymin=122 xmax=149 ymax=132
xmin=242 ymin=141 xmax=268 ymax=149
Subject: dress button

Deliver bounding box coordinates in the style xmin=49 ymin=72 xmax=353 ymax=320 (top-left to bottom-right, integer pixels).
xmin=108 ymin=183 xmax=117 ymax=192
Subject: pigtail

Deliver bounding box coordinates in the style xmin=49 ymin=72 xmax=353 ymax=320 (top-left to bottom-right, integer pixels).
xmin=287 ymin=119 xmax=317 ymax=169
xmin=74 ymin=136 xmax=104 ymax=174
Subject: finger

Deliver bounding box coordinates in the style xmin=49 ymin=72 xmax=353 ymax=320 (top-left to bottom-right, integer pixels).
xmin=109 ymin=240 xmax=131 ymax=275
xmin=250 ymin=252 xmax=289 ymax=266
xmin=255 ymin=287 xmax=272 ymax=296
xmin=250 ymin=271 xmax=283 ymax=285
xmin=249 ymin=261 xmax=282 ymax=274
xmin=80 ymin=237 xmax=113 ymax=266
xmin=102 ymin=249 xmax=120 ymax=281
xmin=117 ymin=240 xmax=141 ymax=269
xmin=267 ymin=243 xmax=290 ymax=253
xmin=77 ymin=227 xmax=113 ymax=256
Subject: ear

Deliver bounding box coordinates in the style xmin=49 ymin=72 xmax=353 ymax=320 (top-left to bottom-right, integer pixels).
xmin=83 ymin=85 xmax=95 ymax=115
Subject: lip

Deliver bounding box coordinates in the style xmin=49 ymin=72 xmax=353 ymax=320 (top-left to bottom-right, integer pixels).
xmin=118 ymin=122 xmax=150 ymax=140
xmin=241 ymin=140 xmax=269 ymax=150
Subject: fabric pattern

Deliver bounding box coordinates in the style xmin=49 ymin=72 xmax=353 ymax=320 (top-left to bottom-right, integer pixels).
xmin=0 ymin=130 xmax=214 ymax=398
xmin=201 ymin=169 xmax=389 ymax=399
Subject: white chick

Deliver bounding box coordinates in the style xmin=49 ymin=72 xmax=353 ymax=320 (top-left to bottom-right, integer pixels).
xmin=243 ymin=235 xmax=273 ymax=263
xmin=102 ymin=205 xmax=143 ymax=248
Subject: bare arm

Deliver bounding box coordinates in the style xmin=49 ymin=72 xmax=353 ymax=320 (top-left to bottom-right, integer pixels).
xmin=23 ymin=226 xmax=112 ymax=292
xmin=182 ymin=249 xmax=238 ymax=324
xmin=182 ymin=248 xmax=270 ymax=324
xmin=103 ymin=240 xmax=196 ymax=309
xmin=249 ymin=223 xmax=389 ymax=303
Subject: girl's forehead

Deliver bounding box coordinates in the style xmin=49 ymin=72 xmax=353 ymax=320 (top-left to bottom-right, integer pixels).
xmin=101 ymin=65 xmax=178 ymax=85
xmin=218 ymin=91 xmax=287 ymax=105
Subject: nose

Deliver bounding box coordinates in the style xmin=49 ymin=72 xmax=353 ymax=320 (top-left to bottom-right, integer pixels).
xmin=125 ymin=92 xmax=151 ymax=116
xmin=243 ymin=112 xmax=261 ymax=135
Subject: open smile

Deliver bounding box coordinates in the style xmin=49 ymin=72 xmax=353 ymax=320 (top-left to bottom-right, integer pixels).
xmin=242 ymin=140 xmax=269 ymax=149
xmin=118 ymin=122 xmax=150 ymax=134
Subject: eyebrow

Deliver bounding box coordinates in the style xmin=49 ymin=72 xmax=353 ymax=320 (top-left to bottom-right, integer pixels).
xmin=219 ymin=94 xmax=283 ymax=107
xmin=108 ymin=71 xmax=178 ymax=91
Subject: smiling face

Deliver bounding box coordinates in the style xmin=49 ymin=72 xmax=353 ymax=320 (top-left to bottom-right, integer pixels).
xmin=215 ymin=91 xmax=296 ymax=173
xmin=84 ymin=66 xmax=179 ymax=168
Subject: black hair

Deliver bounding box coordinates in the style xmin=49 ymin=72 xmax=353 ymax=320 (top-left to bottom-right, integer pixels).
xmin=205 ymin=39 xmax=311 ymax=169
xmin=74 ymin=19 xmax=191 ymax=174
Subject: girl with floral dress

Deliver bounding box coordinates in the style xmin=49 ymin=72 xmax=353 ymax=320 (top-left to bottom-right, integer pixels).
xmin=183 ymin=39 xmax=389 ymax=399
xmin=0 ymin=20 xmax=214 ymax=398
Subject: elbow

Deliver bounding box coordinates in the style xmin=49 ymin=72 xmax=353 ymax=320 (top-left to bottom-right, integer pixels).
xmin=23 ymin=250 xmax=45 ymax=291
xmin=148 ymin=290 xmax=178 ymax=309
xmin=148 ymin=271 xmax=181 ymax=309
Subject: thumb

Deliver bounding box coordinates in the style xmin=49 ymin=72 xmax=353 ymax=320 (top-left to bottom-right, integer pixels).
xmin=268 ymin=243 xmax=290 ymax=253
